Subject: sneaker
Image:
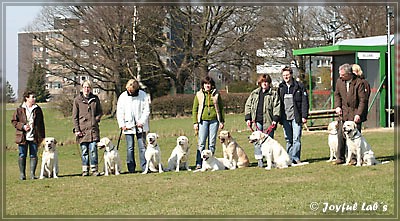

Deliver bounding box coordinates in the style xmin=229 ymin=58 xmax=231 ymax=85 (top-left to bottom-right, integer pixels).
xmin=257 ymin=159 xmax=263 ymax=168
xmin=195 ymin=164 xmax=201 ymax=170
xmin=350 ymin=158 xmax=357 ymax=165
xmin=91 ymin=171 xmax=100 ymax=176
xmin=295 ymin=160 xmax=302 ymax=164
xmin=82 ymin=171 xmax=89 ymax=176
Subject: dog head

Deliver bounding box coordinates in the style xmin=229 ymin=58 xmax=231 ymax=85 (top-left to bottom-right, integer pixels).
xmin=343 ymin=121 xmax=358 ymax=138
xmin=248 ymin=131 xmax=267 ymax=144
xmin=218 ymin=130 xmax=231 ymax=143
xmin=43 ymin=137 xmax=57 ymax=152
xmin=201 ymin=149 xmax=213 ymax=161
xmin=98 ymin=137 xmax=114 ymax=152
xmin=327 ymin=121 xmax=338 ymax=134
xmin=176 ymin=135 xmax=189 ymax=149
xmin=146 ymin=133 xmax=159 ymax=145
xmin=363 ymin=150 xmax=376 ymax=166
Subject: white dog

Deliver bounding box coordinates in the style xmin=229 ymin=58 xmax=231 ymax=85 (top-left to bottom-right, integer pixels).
xmin=248 ymin=131 xmax=291 ymax=170
xmin=142 ymin=133 xmax=163 ymax=174
xmin=167 ymin=136 xmax=191 ymax=172
xmin=39 ymin=137 xmax=59 ymax=179
xmin=193 ymin=149 xmax=230 ymax=172
xmin=327 ymin=121 xmax=339 ymax=162
xmin=219 ymin=130 xmax=250 ymax=169
xmin=343 ymin=121 xmax=374 ymax=166
xmin=98 ymin=137 xmax=122 ymax=176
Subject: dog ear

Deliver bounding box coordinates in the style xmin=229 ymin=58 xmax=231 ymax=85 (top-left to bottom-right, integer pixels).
xmin=54 ymin=138 xmax=57 ymax=145
xmin=156 ymin=133 xmax=159 ymax=139
xmin=227 ymin=131 xmax=231 ymax=138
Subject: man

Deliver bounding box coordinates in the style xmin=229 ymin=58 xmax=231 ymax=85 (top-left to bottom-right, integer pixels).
xmin=278 ymin=66 xmax=309 ymax=165
xmin=333 ymin=63 xmax=367 ymax=165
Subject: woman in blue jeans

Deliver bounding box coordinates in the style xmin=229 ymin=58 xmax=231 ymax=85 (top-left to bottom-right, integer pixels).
xmin=278 ymin=66 xmax=309 ymax=164
xmin=192 ymin=76 xmax=225 ymax=169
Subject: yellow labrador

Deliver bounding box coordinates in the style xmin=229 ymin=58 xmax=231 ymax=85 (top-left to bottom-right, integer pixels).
xmin=39 ymin=137 xmax=59 ymax=179
xmin=327 ymin=121 xmax=339 ymax=162
xmin=142 ymin=133 xmax=163 ymax=174
xmin=167 ymin=136 xmax=191 ymax=172
xmin=248 ymin=131 xmax=291 ymax=170
xmin=193 ymin=150 xmax=230 ymax=172
xmin=98 ymin=137 xmax=122 ymax=176
xmin=343 ymin=121 xmax=373 ymax=166
xmin=218 ymin=130 xmax=250 ymax=169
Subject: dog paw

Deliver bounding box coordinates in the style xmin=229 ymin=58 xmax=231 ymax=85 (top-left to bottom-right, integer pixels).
xmin=187 ymin=168 xmax=192 ymax=171
xmin=141 ymin=171 xmax=147 ymax=174
xmin=39 ymin=176 xmax=44 ymax=179
xmin=265 ymin=167 xmax=271 ymax=170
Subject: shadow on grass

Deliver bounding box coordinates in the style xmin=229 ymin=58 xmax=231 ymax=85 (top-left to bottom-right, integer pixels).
xmin=305 ymin=155 xmax=396 ymax=164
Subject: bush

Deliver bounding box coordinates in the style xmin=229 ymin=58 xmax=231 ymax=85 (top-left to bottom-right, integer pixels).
xmin=151 ymin=93 xmax=249 ymax=118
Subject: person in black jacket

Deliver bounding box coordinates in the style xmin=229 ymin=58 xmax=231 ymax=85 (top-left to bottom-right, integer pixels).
xmin=278 ymin=66 xmax=309 ymax=164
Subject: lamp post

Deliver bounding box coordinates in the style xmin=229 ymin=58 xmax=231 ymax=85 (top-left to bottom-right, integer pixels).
xmin=387 ymin=6 xmax=393 ymax=127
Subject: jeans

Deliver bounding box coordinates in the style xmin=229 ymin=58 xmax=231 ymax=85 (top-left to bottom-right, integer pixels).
xmin=18 ymin=141 xmax=38 ymax=158
xmin=282 ymin=118 xmax=302 ymax=162
xmin=80 ymin=141 xmax=98 ymax=166
xmin=196 ymin=120 xmax=219 ymax=166
xmin=254 ymin=122 xmax=275 ymax=160
xmin=126 ymin=133 xmax=146 ymax=172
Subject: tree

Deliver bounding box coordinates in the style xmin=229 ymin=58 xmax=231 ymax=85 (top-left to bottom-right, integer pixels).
xmin=26 ymin=63 xmax=50 ymax=102
xmin=6 ymin=81 xmax=16 ymax=103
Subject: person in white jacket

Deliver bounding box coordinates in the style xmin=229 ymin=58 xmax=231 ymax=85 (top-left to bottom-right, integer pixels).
xmin=117 ymin=78 xmax=150 ymax=173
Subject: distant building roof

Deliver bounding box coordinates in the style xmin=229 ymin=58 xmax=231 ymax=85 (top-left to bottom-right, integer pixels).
xmin=336 ymin=35 xmax=394 ymax=46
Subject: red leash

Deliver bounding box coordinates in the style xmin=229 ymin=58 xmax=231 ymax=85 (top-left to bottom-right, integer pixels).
xmin=250 ymin=121 xmax=276 ymax=135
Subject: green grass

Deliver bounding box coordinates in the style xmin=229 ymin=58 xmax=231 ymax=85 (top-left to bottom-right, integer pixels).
xmin=3 ymin=103 xmax=397 ymax=217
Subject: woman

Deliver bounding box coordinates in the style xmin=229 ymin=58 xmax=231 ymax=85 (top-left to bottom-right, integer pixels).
xmin=117 ymin=78 xmax=150 ymax=173
xmin=244 ymin=74 xmax=280 ymax=167
xmin=352 ymin=63 xmax=371 ymax=124
xmin=72 ymin=80 xmax=103 ymax=176
xmin=11 ymin=90 xmax=45 ymax=180
xmin=192 ymin=76 xmax=225 ymax=169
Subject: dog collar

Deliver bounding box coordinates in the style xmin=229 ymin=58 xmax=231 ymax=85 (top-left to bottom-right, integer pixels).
xmin=104 ymin=146 xmax=115 ymax=152
xmin=329 ymin=132 xmax=338 ymax=135
xmin=260 ymin=136 xmax=268 ymax=145
xmin=350 ymin=131 xmax=362 ymax=140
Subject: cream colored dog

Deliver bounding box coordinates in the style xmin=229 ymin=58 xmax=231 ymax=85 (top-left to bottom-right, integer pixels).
xmin=167 ymin=136 xmax=191 ymax=172
xmin=98 ymin=137 xmax=122 ymax=176
xmin=343 ymin=121 xmax=373 ymax=166
xmin=142 ymin=133 xmax=163 ymax=174
xmin=218 ymin=130 xmax=250 ymax=169
xmin=248 ymin=131 xmax=291 ymax=170
xmin=39 ymin=137 xmax=59 ymax=179
xmin=193 ymin=149 xmax=230 ymax=172
xmin=327 ymin=121 xmax=339 ymax=162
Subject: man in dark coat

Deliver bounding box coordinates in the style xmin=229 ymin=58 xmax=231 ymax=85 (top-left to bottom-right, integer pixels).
xmin=333 ymin=63 xmax=367 ymax=165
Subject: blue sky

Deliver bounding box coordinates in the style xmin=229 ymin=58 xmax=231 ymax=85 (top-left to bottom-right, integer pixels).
xmin=5 ymin=5 xmax=42 ymax=98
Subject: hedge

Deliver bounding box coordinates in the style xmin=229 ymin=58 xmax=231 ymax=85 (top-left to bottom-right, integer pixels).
xmin=151 ymin=93 xmax=249 ymax=118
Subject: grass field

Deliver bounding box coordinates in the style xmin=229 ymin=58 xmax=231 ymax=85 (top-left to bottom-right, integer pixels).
xmin=2 ymin=103 xmax=398 ymax=218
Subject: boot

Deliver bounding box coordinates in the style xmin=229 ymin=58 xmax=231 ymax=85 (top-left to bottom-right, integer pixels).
xmin=127 ymin=163 xmax=135 ymax=173
xmin=18 ymin=157 xmax=26 ymax=180
xmin=82 ymin=165 xmax=89 ymax=176
xmin=90 ymin=165 xmax=100 ymax=176
xmin=30 ymin=157 xmax=38 ymax=179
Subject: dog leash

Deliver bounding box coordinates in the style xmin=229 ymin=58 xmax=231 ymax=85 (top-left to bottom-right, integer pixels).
xmin=116 ymin=128 xmax=123 ymax=150
xmin=250 ymin=121 xmax=276 ymax=136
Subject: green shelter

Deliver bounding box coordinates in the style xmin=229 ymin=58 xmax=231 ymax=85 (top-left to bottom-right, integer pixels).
xmin=293 ymin=35 xmax=395 ymax=128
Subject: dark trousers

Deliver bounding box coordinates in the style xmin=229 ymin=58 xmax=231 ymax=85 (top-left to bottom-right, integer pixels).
xmin=337 ymin=121 xmax=362 ymax=161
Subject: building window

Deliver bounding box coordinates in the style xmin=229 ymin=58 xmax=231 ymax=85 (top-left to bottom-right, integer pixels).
xmin=316 ymin=77 xmax=322 ymax=84
xmin=92 ymin=88 xmax=100 ymax=94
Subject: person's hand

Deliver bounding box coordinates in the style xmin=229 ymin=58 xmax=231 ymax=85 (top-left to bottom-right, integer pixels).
xmin=302 ymin=118 xmax=307 ymax=124
xmin=272 ymin=121 xmax=277 ymax=125
xmin=354 ymin=115 xmax=361 ymax=123
xmin=136 ymin=122 xmax=144 ymax=128
xmin=219 ymin=123 xmax=224 ymax=129
xmin=335 ymin=107 xmax=342 ymax=115
xmin=23 ymin=124 xmax=31 ymax=131
xmin=75 ymin=131 xmax=84 ymax=137
xmin=246 ymin=120 xmax=252 ymax=129
xmin=193 ymin=123 xmax=199 ymax=131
